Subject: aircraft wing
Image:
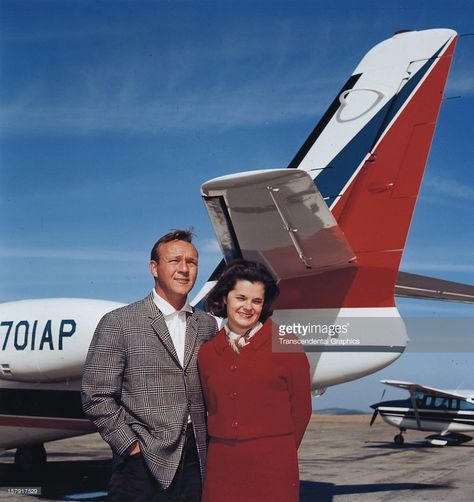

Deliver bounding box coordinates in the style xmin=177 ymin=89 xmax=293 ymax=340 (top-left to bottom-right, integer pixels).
xmin=396 ymin=272 xmax=474 ymax=303
xmin=201 ymin=168 xmax=356 ymax=280
xmin=381 ymin=379 xmax=473 ymax=401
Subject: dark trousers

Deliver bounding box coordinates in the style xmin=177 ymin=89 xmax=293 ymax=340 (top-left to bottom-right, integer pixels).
xmin=107 ymin=425 xmax=202 ymax=502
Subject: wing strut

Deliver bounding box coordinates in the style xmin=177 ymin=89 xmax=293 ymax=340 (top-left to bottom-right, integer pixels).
xmin=408 ymin=389 xmax=421 ymax=428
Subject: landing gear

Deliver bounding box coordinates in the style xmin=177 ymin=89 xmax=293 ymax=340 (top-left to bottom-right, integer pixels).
xmin=394 ymin=429 xmax=405 ymax=446
xmin=394 ymin=434 xmax=404 ymax=445
xmin=14 ymin=444 xmax=47 ymax=473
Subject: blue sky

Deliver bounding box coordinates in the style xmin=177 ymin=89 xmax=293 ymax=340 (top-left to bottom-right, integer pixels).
xmin=1 ymin=0 xmax=473 ymax=410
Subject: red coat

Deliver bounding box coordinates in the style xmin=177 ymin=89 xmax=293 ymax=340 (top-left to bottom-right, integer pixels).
xmin=198 ymin=319 xmax=312 ymax=447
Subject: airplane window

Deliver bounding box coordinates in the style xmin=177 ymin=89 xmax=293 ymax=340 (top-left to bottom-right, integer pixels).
xmin=459 ymin=400 xmax=474 ymax=411
xmin=425 ymin=396 xmax=435 ymax=408
xmin=449 ymin=399 xmax=460 ymax=410
xmin=434 ymin=397 xmax=448 ymax=409
xmin=415 ymin=391 xmax=424 ymax=407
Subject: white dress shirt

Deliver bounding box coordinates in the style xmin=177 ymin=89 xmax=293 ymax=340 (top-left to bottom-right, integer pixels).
xmin=152 ymin=289 xmax=193 ymax=367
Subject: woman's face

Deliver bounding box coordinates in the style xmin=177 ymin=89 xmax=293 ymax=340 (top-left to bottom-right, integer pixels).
xmin=225 ymin=280 xmax=265 ymax=335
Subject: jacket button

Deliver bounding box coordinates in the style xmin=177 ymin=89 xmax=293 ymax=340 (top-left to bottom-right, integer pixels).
xmin=228 ymin=392 xmax=237 ymax=400
xmin=231 ymin=421 xmax=239 ymax=428
xmin=230 ymin=364 xmax=237 ymax=371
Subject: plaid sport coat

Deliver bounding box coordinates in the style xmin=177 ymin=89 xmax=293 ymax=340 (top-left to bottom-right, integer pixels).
xmin=81 ymin=293 xmax=217 ymax=489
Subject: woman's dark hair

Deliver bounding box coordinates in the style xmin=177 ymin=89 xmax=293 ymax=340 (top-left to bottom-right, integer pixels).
xmin=204 ymin=259 xmax=279 ymax=322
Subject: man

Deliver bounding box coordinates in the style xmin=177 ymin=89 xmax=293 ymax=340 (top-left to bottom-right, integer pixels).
xmin=81 ymin=229 xmax=217 ymax=501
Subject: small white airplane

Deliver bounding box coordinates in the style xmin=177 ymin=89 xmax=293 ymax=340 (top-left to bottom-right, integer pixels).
xmin=370 ymin=380 xmax=474 ymax=446
xmin=1 ymin=28 xmax=473 ymax=469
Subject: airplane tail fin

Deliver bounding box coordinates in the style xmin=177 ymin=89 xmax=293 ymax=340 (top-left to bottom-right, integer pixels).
xmin=202 ymin=29 xmax=459 ymax=309
xmin=285 ymin=29 xmax=458 ymax=308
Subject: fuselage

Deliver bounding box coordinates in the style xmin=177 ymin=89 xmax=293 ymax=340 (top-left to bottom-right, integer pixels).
xmin=0 ymin=298 xmax=407 ymax=448
xmin=0 ymin=298 xmax=124 ymax=449
xmin=373 ymin=397 xmax=474 ymax=434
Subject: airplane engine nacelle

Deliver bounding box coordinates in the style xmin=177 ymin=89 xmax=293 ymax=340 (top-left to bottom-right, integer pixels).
xmin=0 ymin=298 xmax=125 ymax=382
xmin=273 ymin=306 xmax=408 ymax=390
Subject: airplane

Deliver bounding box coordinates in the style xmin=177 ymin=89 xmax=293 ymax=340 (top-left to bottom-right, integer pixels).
xmin=197 ymin=27 xmax=472 ymax=389
xmin=1 ymin=28 xmax=473 ymax=470
xmin=370 ymin=380 xmax=474 ymax=446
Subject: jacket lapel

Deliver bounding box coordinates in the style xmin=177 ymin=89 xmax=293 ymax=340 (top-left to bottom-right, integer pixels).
xmin=146 ymin=294 xmax=181 ymax=367
xmin=183 ymin=310 xmax=199 ymax=371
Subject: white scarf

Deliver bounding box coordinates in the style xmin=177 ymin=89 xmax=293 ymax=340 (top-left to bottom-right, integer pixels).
xmin=224 ymin=321 xmax=263 ymax=354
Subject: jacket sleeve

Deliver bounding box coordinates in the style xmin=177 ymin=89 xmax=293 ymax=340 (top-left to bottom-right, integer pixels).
xmin=287 ymin=351 xmax=312 ymax=448
xmin=81 ymin=312 xmax=137 ymax=456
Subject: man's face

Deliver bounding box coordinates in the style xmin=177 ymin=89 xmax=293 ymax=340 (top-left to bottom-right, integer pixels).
xmin=150 ymin=240 xmax=198 ymax=308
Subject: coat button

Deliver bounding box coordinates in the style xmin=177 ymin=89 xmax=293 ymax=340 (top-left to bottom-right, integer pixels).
xmin=230 ymin=364 xmax=237 ymax=371
xmin=228 ymin=392 xmax=237 ymax=400
xmin=231 ymin=421 xmax=239 ymax=428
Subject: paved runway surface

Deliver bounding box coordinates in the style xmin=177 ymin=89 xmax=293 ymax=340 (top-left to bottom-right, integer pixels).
xmin=1 ymin=415 xmax=473 ymax=501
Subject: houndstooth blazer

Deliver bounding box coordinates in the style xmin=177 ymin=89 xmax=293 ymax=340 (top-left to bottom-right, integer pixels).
xmin=81 ymin=293 xmax=217 ymax=489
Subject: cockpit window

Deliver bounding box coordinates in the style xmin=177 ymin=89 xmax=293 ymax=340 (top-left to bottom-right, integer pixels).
xmin=459 ymin=400 xmax=474 ymax=411
xmin=414 ymin=392 xmax=469 ymax=410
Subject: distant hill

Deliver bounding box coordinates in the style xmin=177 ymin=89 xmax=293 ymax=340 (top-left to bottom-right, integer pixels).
xmin=314 ymin=407 xmax=367 ymax=415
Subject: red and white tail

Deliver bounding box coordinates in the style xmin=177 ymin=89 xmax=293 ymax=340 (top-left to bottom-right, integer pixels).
xmin=199 ymin=29 xmax=463 ymax=389
xmin=201 ymin=29 xmax=458 ymax=310
xmin=288 ymin=29 xmax=457 ymax=309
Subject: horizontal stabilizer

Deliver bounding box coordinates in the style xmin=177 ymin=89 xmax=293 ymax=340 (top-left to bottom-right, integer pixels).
xmin=396 ymin=271 xmax=474 ymax=303
xmin=201 ymin=169 xmax=356 ymax=279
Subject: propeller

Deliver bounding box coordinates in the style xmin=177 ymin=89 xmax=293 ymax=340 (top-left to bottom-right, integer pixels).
xmin=370 ymin=408 xmax=378 ymax=426
xmin=369 ymin=388 xmax=386 ymax=426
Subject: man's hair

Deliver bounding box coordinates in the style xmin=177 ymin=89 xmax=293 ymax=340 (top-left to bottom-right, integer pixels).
xmin=204 ymin=259 xmax=279 ymax=322
xmin=150 ymin=229 xmax=195 ymax=262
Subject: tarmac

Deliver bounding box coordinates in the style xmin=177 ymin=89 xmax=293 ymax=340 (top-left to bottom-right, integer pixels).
xmin=1 ymin=414 xmax=473 ymax=501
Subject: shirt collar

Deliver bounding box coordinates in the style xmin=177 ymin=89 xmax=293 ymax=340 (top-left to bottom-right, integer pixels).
xmin=152 ymin=289 xmax=193 ymax=317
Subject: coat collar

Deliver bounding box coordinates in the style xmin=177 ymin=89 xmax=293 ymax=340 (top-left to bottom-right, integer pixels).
xmin=152 ymin=289 xmax=193 ymax=317
xmin=146 ymin=293 xmax=199 ymax=369
xmin=183 ymin=311 xmax=200 ymax=370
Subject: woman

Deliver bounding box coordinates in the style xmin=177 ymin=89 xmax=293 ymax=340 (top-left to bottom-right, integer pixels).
xmin=198 ymin=260 xmax=312 ymax=502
